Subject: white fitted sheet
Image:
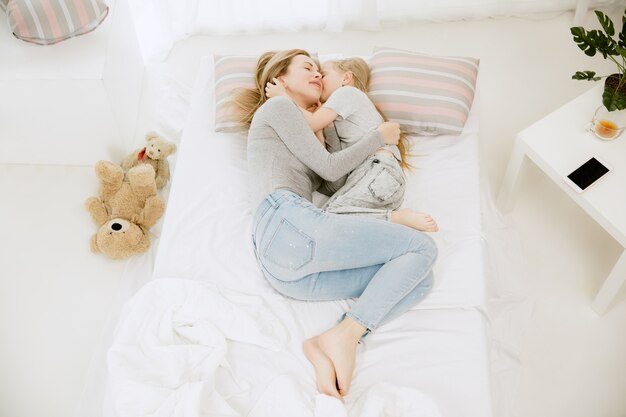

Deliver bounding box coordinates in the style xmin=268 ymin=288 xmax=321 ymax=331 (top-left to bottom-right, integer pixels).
xmin=105 ymin=55 xmax=493 ymax=417
xmin=153 ymin=55 xmax=485 ymax=310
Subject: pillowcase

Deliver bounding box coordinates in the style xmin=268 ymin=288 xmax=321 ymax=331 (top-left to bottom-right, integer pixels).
xmin=368 ymin=46 xmax=479 ymax=136
xmin=214 ymin=54 xmax=259 ymax=133
xmin=5 ymin=0 xmax=109 ymax=45
xmin=214 ymin=52 xmax=324 ymax=133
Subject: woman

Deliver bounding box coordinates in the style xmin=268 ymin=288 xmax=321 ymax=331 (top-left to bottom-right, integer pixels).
xmin=234 ymin=49 xmax=437 ymax=399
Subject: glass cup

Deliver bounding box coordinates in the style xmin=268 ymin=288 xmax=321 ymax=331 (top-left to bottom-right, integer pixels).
xmin=587 ymin=105 xmax=626 ymax=140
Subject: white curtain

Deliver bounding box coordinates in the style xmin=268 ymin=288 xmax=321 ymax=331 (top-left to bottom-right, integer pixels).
xmin=128 ymin=0 xmax=621 ymax=61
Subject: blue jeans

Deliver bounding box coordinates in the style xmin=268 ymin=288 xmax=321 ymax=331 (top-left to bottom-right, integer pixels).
xmin=252 ymin=189 xmax=437 ymax=332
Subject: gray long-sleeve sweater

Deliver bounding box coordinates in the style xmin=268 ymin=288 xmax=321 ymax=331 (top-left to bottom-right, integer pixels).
xmin=247 ymin=96 xmax=384 ymax=211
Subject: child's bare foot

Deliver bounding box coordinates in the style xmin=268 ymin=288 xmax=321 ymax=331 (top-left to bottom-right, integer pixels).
xmin=303 ymin=337 xmax=342 ymax=399
xmin=316 ymin=317 xmax=365 ymax=397
xmin=391 ymin=208 xmax=439 ymax=232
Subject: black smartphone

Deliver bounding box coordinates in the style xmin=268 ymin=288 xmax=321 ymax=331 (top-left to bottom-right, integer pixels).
xmin=563 ymin=157 xmax=612 ymax=193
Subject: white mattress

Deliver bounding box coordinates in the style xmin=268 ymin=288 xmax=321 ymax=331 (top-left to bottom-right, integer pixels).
xmin=153 ymin=55 xmax=485 ymax=310
xmin=105 ymin=55 xmax=493 ymax=417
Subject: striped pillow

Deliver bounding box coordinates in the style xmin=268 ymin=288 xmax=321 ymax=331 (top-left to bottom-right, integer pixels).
xmin=5 ymin=0 xmax=109 ymax=45
xmin=369 ymin=47 xmax=479 ymax=136
xmin=214 ymin=54 xmax=259 ymax=133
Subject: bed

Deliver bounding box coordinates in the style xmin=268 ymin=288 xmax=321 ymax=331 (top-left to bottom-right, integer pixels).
xmin=102 ymin=54 xmax=495 ymax=417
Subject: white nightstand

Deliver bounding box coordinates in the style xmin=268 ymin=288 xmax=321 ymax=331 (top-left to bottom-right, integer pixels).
xmin=498 ymin=84 xmax=626 ymax=314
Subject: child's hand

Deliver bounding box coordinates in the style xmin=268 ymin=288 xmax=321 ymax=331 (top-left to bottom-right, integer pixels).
xmin=265 ymin=78 xmax=287 ymax=98
xmin=377 ymin=121 xmax=401 ymax=145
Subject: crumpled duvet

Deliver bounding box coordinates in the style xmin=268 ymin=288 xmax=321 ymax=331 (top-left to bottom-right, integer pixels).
xmin=107 ymin=278 xmax=441 ymax=417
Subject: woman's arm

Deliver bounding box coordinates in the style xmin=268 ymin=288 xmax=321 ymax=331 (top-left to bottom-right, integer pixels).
xmin=259 ymin=97 xmax=385 ymax=182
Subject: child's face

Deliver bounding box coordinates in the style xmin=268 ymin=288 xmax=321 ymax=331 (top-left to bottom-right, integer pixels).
xmin=320 ymin=63 xmax=346 ymax=102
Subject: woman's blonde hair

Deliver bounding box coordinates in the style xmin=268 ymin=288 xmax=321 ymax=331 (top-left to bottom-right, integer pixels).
xmin=326 ymin=57 xmax=413 ymax=171
xmin=231 ymin=49 xmax=318 ymax=126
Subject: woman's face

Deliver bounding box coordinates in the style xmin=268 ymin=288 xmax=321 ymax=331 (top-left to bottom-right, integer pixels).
xmin=278 ymin=55 xmax=323 ymax=107
xmin=320 ymin=63 xmax=345 ymax=102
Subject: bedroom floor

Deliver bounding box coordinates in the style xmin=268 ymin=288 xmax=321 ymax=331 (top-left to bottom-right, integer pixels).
xmin=1 ymin=9 xmax=626 ymax=417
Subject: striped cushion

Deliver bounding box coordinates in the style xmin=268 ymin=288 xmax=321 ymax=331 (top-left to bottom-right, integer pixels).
xmin=369 ymin=47 xmax=479 ymax=136
xmin=214 ymin=54 xmax=258 ymax=133
xmin=5 ymin=0 xmax=109 ymax=45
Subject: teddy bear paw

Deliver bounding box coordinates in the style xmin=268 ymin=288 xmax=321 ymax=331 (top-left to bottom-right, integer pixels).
xmin=128 ymin=164 xmax=156 ymax=186
xmin=95 ymin=160 xmax=124 ymax=183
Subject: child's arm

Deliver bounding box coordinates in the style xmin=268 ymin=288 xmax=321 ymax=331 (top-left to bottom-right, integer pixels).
xmin=296 ymin=106 xmax=325 ymax=145
xmin=300 ymin=106 xmax=338 ymax=133
xmin=313 ymin=129 xmax=325 ymax=145
xmin=266 ymin=78 xmax=338 ymax=133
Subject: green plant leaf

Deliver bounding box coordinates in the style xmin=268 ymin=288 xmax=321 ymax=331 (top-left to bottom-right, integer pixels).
xmin=571 ymin=27 xmax=597 ymax=56
xmin=616 ymin=45 xmax=626 ymax=57
xmin=591 ymin=29 xmax=618 ymax=58
xmin=572 ymin=71 xmax=601 ymax=81
xmin=596 ymin=10 xmax=615 ymax=37
xmin=603 ymin=86 xmax=626 ymax=111
xmin=619 ymin=21 xmax=626 ymax=48
xmin=571 ymin=24 xmax=619 ymax=58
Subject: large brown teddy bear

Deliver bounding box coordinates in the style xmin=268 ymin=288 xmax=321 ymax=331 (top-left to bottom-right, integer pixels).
xmin=122 ymin=132 xmax=177 ymax=189
xmin=85 ymin=160 xmax=165 ymax=259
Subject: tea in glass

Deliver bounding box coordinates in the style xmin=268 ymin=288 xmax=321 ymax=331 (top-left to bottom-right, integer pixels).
xmin=588 ymin=106 xmax=626 ymax=140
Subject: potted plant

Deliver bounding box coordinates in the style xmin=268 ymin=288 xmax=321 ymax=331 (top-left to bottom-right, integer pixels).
xmin=571 ymin=9 xmax=626 ymax=111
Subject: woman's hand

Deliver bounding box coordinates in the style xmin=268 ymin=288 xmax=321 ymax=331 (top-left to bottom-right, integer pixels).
xmin=265 ymin=78 xmax=288 ymax=98
xmin=376 ymin=122 xmax=401 ymax=145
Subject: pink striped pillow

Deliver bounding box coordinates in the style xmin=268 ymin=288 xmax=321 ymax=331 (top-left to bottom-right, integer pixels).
xmin=5 ymin=0 xmax=109 ymax=45
xmin=369 ymin=47 xmax=479 ymax=136
xmin=214 ymin=54 xmax=258 ymax=133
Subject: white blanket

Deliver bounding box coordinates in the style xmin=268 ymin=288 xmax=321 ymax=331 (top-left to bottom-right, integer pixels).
xmin=108 ymin=278 xmax=441 ymax=417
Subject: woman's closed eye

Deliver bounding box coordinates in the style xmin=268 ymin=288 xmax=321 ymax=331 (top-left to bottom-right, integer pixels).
xmin=304 ymin=63 xmax=320 ymax=73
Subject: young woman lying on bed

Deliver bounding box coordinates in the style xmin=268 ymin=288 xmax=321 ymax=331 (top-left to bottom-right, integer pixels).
xmin=233 ymin=49 xmax=438 ymax=400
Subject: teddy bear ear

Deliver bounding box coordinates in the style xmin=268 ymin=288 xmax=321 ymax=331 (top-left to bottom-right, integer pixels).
xmin=90 ymin=234 xmax=101 ymax=254
xmin=145 ymin=131 xmax=159 ymax=141
xmin=167 ymin=142 xmax=177 ymax=155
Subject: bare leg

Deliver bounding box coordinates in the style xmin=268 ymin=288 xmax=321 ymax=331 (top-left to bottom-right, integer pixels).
xmin=305 ymin=316 xmax=366 ymax=398
xmin=391 ymin=208 xmax=438 ymax=232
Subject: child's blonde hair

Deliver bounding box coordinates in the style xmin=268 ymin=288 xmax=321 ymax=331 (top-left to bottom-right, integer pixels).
xmin=326 ymin=57 xmax=413 ymax=171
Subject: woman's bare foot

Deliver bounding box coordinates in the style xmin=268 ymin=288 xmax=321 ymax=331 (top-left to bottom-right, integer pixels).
xmin=316 ymin=317 xmax=366 ymax=397
xmin=391 ymin=208 xmax=439 ymax=232
xmin=303 ymin=337 xmax=341 ymax=399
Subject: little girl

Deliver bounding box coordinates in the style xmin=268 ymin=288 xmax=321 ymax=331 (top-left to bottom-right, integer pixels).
xmin=266 ymin=57 xmax=437 ymax=232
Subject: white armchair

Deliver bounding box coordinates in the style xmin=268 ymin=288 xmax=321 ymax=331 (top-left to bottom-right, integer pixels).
xmin=0 ymin=0 xmax=144 ymax=165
